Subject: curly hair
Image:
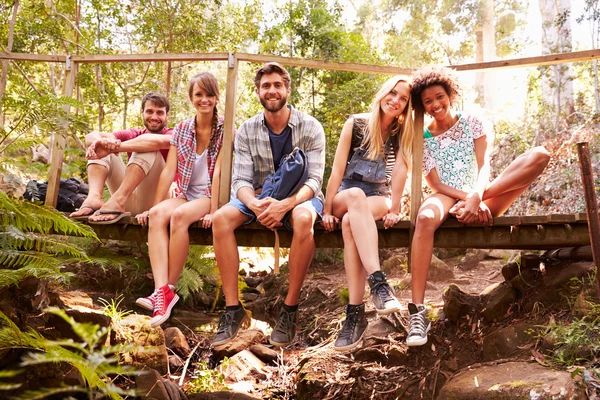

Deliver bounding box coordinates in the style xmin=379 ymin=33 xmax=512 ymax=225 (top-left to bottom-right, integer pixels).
xmin=410 ymin=66 xmax=462 ymax=110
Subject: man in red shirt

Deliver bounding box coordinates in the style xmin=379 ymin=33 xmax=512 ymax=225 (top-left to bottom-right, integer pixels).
xmin=69 ymin=93 xmax=173 ymax=223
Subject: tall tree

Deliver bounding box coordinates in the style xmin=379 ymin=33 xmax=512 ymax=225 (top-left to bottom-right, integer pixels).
xmin=539 ymin=0 xmax=575 ymax=125
xmin=0 ymin=0 xmax=19 ymax=128
xmin=576 ymin=0 xmax=600 ymax=113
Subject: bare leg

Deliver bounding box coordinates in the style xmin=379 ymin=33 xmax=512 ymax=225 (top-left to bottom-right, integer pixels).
xmin=340 ymin=214 xmax=368 ymax=304
xmin=483 ymin=146 xmax=550 ymax=216
xmin=168 ymin=198 xmax=212 ymax=286
xmin=69 ymin=164 xmax=108 ymax=217
xmin=332 ymin=188 xmax=389 ymax=274
xmin=411 ymin=193 xmax=456 ymax=304
xmin=285 ymin=206 xmax=318 ymax=306
xmin=334 ymin=192 xmax=391 ymax=304
xmin=212 ymin=205 xmax=250 ymax=306
xmin=88 ymin=164 xmax=146 ymax=222
xmin=147 ymin=198 xmax=187 ymax=289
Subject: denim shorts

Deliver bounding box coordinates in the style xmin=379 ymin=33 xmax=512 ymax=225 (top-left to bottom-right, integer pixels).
xmin=227 ymin=197 xmax=324 ymax=231
xmin=339 ymin=178 xmax=391 ymax=198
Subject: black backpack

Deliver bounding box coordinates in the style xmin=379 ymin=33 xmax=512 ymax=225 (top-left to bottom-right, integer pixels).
xmin=24 ymin=178 xmax=89 ymax=212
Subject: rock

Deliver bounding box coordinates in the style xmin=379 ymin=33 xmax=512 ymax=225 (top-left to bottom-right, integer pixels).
xmin=248 ymin=344 xmax=280 ymax=365
xmin=164 ymin=327 xmax=190 ymax=357
xmin=31 ymin=143 xmax=50 ymax=164
xmin=381 ymin=255 xmax=407 ymax=275
xmin=434 ymin=248 xmax=466 ymax=260
xmin=487 ymin=249 xmax=515 ymax=260
xmin=354 ymin=347 xmax=386 ymax=362
xmin=112 ymin=314 xmax=169 ymax=374
xmin=429 ymin=255 xmax=455 ymax=282
xmin=212 ymin=329 xmax=265 ymax=359
xmin=56 ymin=290 xmax=95 ymax=309
xmin=46 ymin=308 xmax=111 ymax=344
xmin=509 ymin=268 xmax=541 ymax=293
xmin=480 ymin=282 xmax=516 ymax=322
xmin=244 ymin=276 xmax=262 ymax=288
xmin=0 ymin=173 xmax=26 ymax=198
xmin=501 ymin=262 xmax=520 ymax=281
xmin=482 ymin=323 xmax=538 ymax=361
xmin=363 ymin=318 xmax=399 ymax=340
xmin=442 ymin=284 xmax=478 ymax=322
xmin=188 ymin=392 xmax=260 ymax=400
xmin=136 ymin=367 xmax=170 ymax=400
xmin=63 ymin=368 xmax=84 ymax=387
xmin=543 ymin=262 xmax=595 ymax=289
xmin=223 ymin=349 xmax=266 ymax=382
xmin=241 ymin=292 xmax=259 ymax=302
xmin=169 ymin=310 xmax=215 ymax=331
xmin=386 ymin=347 xmax=409 ymax=366
xmin=458 ymin=250 xmax=488 ymax=270
xmin=169 ymin=354 xmax=184 ymax=370
xmin=163 ymin=379 xmax=186 ymax=400
xmin=438 ymin=361 xmax=585 ymax=399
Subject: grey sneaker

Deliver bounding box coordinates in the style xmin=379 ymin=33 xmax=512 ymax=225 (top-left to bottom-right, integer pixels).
xmin=406 ymin=303 xmax=431 ymax=347
xmin=213 ymin=306 xmax=248 ymax=346
xmin=367 ymin=271 xmax=402 ymax=314
xmin=334 ymin=303 xmax=368 ymax=352
xmin=269 ymin=306 xmax=297 ymax=347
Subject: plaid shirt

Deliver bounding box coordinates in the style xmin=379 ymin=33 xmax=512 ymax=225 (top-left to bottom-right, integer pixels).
xmin=170 ymin=116 xmax=224 ymax=198
xmin=232 ymin=105 xmax=325 ymax=200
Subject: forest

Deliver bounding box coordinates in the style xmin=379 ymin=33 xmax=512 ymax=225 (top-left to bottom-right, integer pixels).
xmin=1 ymin=0 xmax=600 ymax=399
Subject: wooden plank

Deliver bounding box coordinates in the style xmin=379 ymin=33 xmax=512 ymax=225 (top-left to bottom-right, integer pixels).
xmin=45 ymin=60 xmax=77 ymax=207
xmin=0 ymin=52 xmax=66 ymax=62
xmin=88 ymin=220 xmax=591 ymax=249
xmin=577 ymin=142 xmax=600 ymax=299
xmin=547 ymin=214 xmax=577 ymax=223
xmin=219 ymin=53 xmax=238 ymax=208
xmin=69 ymin=52 xmax=230 ymax=63
xmin=236 ymin=53 xmax=413 ymax=75
xmin=410 ymin=106 xmax=424 ymax=225
xmin=452 ymin=49 xmax=600 ymax=72
xmin=520 ymin=215 xmax=551 ymax=225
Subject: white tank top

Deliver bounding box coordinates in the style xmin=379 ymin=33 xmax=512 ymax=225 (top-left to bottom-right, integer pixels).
xmin=184 ymin=149 xmax=209 ymax=200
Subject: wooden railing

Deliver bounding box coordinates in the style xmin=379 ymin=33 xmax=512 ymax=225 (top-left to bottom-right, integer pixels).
xmin=2 ymin=49 xmax=600 ymax=249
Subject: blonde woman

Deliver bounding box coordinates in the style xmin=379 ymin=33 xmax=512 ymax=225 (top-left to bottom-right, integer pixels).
xmin=135 ymin=72 xmax=225 ymax=327
xmin=322 ymin=75 xmax=414 ymax=351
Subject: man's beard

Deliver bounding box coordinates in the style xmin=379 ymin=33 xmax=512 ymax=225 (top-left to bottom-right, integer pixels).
xmin=259 ymin=96 xmax=287 ymax=113
xmin=144 ymin=119 xmax=166 ymax=133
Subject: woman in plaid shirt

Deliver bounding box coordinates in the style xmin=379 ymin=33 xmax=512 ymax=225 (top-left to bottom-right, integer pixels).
xmin=134 ymin=72 xmax=225 ymax=327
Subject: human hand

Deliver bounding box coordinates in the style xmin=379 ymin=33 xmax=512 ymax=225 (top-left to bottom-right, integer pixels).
xmin=136 ymin=211 xmax=150 ymax=226
xmin=201 ymin=213 xmax=213 ymax=229
xmin=456 ymin=194 xmax=483 ymax=224
xmin=382 ymin=211 xmax=401 ymax=229
xmin=257 ymin=199 xmax=287 ymax=230
xmin=248 ymin=197 xmax=273 ymax=216
xmin=321 ymin=213 xmax=339 ymax=232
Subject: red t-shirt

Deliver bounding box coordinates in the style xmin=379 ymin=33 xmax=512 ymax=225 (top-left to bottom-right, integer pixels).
xmin=113 ymin=127 xmax=173 ymax=161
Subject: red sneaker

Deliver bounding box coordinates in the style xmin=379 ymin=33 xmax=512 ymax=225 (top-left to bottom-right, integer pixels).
xmin=136 ymin=289 xmax=159 ymax=311
xmin=150 ymin=285 xmax=179 ymax=327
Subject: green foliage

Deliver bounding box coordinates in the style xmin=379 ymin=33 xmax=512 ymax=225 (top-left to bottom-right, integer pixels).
xmin=338 ymin=287 xmax=349 ymax=305
xmin=0 ymin=192 xmax=99 ymax=289
xmin=0 ymin=308 xmax=137 ymax=399
xmin=176 ymin=245 xmax=219 ymax=302
xmin=98 ymin=294 xmax=132 ymax=323
xmin=187 ymin=359 xmax=230 ymax=393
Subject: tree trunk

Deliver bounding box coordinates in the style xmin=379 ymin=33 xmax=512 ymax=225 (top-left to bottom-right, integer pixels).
xmin=122 ymin=88 xmax=128 ymax=130
xmin=475 ymin=0 xmax=496 ymax=110
xmin=539 ymin=0 xmax=575 ymax=129
xmin=594 ymin=60 xmax=600 ymax=113
xmin=0 ymin=0 xmax=20 ymax=129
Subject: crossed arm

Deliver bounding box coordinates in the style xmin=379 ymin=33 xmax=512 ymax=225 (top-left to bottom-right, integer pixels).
xmin=85 ymin=131 xmax=171 ymax=160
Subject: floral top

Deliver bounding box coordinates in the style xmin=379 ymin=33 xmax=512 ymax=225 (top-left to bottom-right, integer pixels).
xmin=423 ymin=113 xmax=489 ymax=192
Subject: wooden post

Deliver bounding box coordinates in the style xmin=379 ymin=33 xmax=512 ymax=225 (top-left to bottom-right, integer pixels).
xmin=576 ymin=142 xmax=600 ymax=299
xmin=46 ymin=57 xmax=77 ymax=208
xmin=219 ymin=52 xmax=239 ymax=207
xmin=408 ymin=105 xmax=425 ymax=272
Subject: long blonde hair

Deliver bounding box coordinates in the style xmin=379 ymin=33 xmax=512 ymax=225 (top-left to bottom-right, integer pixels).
xmin=362 ymin=75 xmax=414 ymax=171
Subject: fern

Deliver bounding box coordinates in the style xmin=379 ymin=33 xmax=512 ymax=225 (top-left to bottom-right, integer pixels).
xmin=0 ymin=308 xmax=138 ymax=400
xmin=176 ymin=245 xmax=219 ymax=302
xmin=0 ymin=193 xmax=98 ymax=289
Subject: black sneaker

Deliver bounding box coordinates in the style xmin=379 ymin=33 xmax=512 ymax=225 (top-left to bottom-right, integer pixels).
xmin=367 ymin=271 xmax=402 ymax=315
xmin=269 ymin=306 xmax=297 ymax=347
xmin=334 ymin=303 xmax=368 ymax=352
xmin=213 ymin=305 xmax=248 ymax=346
xmin=406 ymin=303 xmax=431 ymax=347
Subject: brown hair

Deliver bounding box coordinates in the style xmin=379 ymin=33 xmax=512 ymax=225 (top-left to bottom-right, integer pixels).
xmin=141 ymin=92 xmax=170 ymax=114
xmin=188 ymin=72 xmax=220 ymax=133
xmin=253 ymin=62 xmax=291 ymax=89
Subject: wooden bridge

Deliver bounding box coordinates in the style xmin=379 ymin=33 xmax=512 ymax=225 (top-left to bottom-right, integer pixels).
xmin=3 ymin=49 xmax=600 ymax=252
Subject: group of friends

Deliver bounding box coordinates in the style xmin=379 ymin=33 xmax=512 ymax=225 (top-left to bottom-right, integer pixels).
xmin=70 ymin=62 xmax=551 ymax=351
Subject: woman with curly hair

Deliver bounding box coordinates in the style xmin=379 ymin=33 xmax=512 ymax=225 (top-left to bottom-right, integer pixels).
xmin=134 ymin=72 xmax=226 ymax=327
xmin=322 ymin=75 xmax=413 ymax=351
xmin=407 ymin=66 xmax=550 ymax=346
